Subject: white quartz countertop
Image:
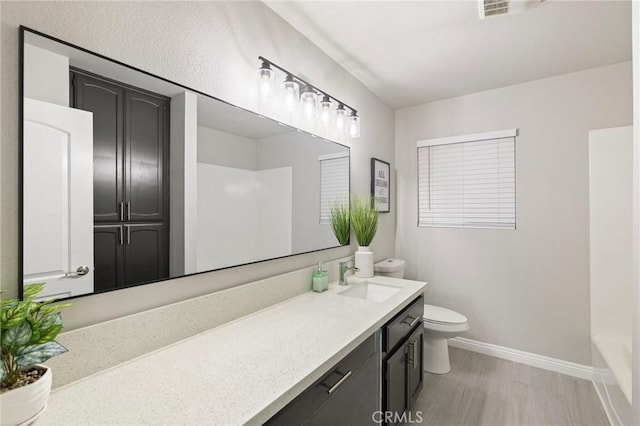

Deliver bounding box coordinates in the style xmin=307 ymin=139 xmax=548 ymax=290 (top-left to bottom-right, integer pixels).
xmin=37 ymin=276 xmax=427 ymax=426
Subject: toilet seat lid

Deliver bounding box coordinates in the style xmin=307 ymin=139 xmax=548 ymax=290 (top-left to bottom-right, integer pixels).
xmin=423 ymin=304 xmax=467 ymax=324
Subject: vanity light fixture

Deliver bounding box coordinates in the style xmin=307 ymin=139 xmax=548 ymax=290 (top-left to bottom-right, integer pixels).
xmin=257 ymin=59 xmax=274 ymax=99
xmin=283 ymin=74 xmax=299 ymax=112
xmin=300 ymin=85 xmax=318 ymax=119
xmin=335 ymin=103 xmax=347 ymax=131
xmin=257 ymin=56 xmax=361 ymax=138
xmin=348 ymin=111 xmax=361 ymax=139
xmin=319 ymin=95 xmax=332 ymax=126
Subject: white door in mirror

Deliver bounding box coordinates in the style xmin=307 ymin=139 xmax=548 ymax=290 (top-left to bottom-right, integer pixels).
xmin=23 ymin=98 xmax=94 ymax=299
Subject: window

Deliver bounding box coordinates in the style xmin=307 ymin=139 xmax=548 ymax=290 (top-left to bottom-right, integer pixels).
xmin=417 ymin=129 xmax=516 ymax=229
xmin=319 ymin=153 xmax=349 ymax=224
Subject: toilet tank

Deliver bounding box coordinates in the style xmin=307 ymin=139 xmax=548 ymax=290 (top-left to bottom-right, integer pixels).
xmin=374 ymin=258 xmax=405 ymax=279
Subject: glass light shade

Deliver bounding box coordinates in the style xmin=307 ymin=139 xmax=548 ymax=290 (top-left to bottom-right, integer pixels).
xmin=257 ymin=61 xmax=273 ymax=99
xmin=348 ymin=112 xmax=360 ymax=138
xmin=300 ymin=86 xmax=317 ymax=119
xmin=319 ymin=95 xmax=332 ymax=126
xmin=335 ymin=104 xmax=347 ymax=131
xmin=283 ymin=75 xmax=299 ymax=112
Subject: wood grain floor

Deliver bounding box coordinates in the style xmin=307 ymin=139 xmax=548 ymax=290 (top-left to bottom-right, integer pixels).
xmin=411 ymin=347 xmax=609 ymax=426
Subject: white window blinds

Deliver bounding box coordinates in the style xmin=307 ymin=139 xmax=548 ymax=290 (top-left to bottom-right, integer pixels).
xmin=319 ymin=154 xmax=349 ymax=225
xmin=417 ymin=130 xmax=516 ymax=229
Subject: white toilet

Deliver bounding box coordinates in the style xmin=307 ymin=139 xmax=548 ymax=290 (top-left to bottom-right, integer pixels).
xmin=373 ymin=258 xmax=470 ymax=375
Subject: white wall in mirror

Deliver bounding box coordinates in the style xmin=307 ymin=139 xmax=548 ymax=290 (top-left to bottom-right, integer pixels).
xmin=197 ymin=164 xmax=292 ymax=271
xmin=23 ymin=44 xmax=68 ymax=106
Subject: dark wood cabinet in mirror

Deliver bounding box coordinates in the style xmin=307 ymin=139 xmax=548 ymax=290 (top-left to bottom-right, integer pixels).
xmin=20 ymin=27 xmax=350 ymax=300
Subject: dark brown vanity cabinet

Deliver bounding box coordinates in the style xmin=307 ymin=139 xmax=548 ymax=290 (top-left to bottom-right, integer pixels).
xmin=93 ymin=224 xmax=167 ymax=293
xmin=124 ymin=224 xmax=168 ymax=285
xmin=267 ymin=334 xmax=379 ymax=426
xmin=93 ymin=225 xmax=124 ymax=293
xmin=71 ymin=70 xmax=169 ymax=290
xmin=382 ymin=296 xmax=425 ymax=426
xmin=123 ymin=90 xmax=169 ymax=222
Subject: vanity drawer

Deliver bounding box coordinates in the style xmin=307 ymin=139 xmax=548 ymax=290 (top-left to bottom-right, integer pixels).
xmin=266 ymin=333 xmax=377 ymax=426
xmin=383 ymin=295 xmax=424 ymax=354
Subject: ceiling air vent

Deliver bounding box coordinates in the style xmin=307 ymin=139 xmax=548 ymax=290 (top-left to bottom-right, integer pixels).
xmin=479 ymin=0 xmax=509 ymax=19
xmin=479 ymin=0 xmax=547 ymax=19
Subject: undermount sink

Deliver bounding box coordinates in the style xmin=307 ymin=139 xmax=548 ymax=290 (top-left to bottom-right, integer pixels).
xmin=338 ymin=281 xmax=401 ymax=303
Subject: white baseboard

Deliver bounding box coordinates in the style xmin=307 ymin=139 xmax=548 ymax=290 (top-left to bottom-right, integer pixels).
xmin=449 ymin=337 xmax=594 ymax=381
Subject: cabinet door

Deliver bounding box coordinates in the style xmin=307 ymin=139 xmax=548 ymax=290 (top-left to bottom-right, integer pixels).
xmin=94 ymin=225 xmax=124 ymax=292
xmin=384 ymin=344 xmax=406 ymax=426
xmin=305 ymin=353 xmax=378 ymax=426
xmin=124 ymin=90 xmax=169 ymax=222
xmin=124 ymin=224 xmax=168 ymax=286
xmin=72 ymin=71 xmax=125 ymax=223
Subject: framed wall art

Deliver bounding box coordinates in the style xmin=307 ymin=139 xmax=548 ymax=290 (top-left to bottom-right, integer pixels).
xmin=371 ymin=158 xmax=390 ymax=213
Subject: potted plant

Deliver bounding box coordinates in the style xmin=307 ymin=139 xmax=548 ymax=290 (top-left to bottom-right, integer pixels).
xmin=350 ymin=195 xmax=378 ymax=278
xmin=1 ymin=283 xmax=69 ymax=426
xmin=329 ymin=199 xmax=350 ymax=246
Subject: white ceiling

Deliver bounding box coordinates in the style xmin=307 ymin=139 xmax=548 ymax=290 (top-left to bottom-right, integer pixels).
xmin=266 ymin=1 xmax=632 ymax=109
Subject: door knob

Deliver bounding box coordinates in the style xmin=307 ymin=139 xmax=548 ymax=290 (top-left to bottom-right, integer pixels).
xmin=65 ymin=266 xmax=90 ymax=277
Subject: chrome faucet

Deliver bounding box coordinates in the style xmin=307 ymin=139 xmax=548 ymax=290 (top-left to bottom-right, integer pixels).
xmin=339 ymin=261 xmax=358 ymax=286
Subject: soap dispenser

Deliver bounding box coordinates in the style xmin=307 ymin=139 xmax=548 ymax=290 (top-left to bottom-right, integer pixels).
xmin=312 ymin=261 xmax=329 ymax=292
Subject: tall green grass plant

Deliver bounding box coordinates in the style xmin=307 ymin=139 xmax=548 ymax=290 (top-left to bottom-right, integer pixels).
xmin=350 ymin=195 xmax=378 ymax=247
xmin=329 ymin=199 xmax=350 ymax=245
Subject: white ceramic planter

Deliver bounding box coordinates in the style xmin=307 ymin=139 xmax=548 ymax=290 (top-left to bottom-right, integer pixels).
xmin=1 ymin=365 xmax=52 ymax=426
xmin=354 ymin=246 xmax=374 ymax=278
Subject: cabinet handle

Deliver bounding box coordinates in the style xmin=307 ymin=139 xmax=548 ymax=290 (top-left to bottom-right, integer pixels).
xmin=119 ymin=202 xmax=125 ymax=221
xmin=403 ymin=316 xmax=420 ymax=328
xmin=118 ymin=226 xmax=124 ymax=245
xmin=407 ymin=341 xmax=417 ymax=370
xmin=126 ymin=226 xmax=131 ymax=245
xmin=126 ymin=202 xmax=131 ymax=221
xmin=325 ymin=370 xmax=352 ymax=395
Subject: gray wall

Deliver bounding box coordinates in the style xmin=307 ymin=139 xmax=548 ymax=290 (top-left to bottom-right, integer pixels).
xmin=0 ymin=1 xmax=396 ymax=329
xmin=395 ymin=62 xmax=632 ymax=365
xmin=256 ymin=132 xmax=347 ymax=253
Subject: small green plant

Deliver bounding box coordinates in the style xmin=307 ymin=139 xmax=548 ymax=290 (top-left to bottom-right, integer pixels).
xmin=329 ymin=199 xmax=350 ymax=245
xmin=1 ymin=283 xmax=69 ymax=390
xmin=350 ymin=195 xmax=378 ymax=247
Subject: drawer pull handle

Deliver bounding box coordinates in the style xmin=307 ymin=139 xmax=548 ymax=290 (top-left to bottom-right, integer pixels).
xmin=403 ymin=316 xmax=421 ymax=328
xmin=325 ymin=370 xmax=352 ymax=394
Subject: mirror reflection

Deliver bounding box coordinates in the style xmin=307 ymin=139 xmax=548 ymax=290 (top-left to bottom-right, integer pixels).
xmin=22 ymin=28 xmax=350 ymax=300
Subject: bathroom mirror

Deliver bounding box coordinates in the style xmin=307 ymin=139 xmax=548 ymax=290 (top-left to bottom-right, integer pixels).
xmin=20 ymin=27 xmax=350 ymax=300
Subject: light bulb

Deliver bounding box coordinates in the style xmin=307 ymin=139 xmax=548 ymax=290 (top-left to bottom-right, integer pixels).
xmin=300 ymin=86 xmax=317 ymax=119
xmin=348 ymin=111 xmax=360 ymax=139
xmin=335 ymin=104 xmax=347 ymax=131
xmin=319 ymin=95 xmax=331 ymax=126
xmin=283 ymin=74 xmax=299 ymax=112
xmin=257 ymin=60 xmax=273 ymax=99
